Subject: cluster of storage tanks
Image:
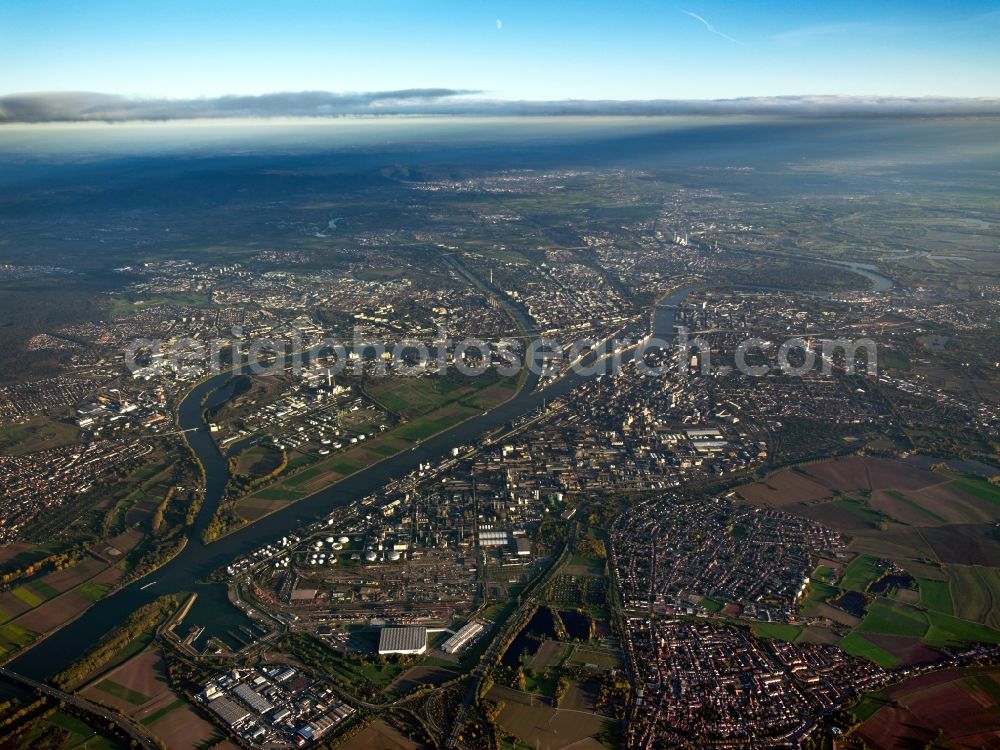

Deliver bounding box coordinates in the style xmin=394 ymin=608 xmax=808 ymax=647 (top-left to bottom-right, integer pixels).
xmin=303 ymin=535 xmax=352 ymax=566
xmin=363 ymin=538 xmax=405 ymax=563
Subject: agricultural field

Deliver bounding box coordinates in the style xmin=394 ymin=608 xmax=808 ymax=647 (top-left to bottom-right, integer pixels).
xmin=738 ymin=456 xmax=950 ymax=510
xmin=750 ymin=622 xmax=803 ymax=642
xmin=0 ymin=552 xmax=125 ymax=658
xmin=338 ymin=719 xmax=421 ymax=750
xmin=79 ymin=646 xmax=229 ymax=749
xmin=366 ymin=370 xmax=515 ymax=420
xmin=843 ymin=667 xmax=1000 ymax=749
xmin=840 ymin=555 xmax=884 ymax=592
xmin=233 ymin=444 xmax=285 ymax=478
xmin=488 ymin=683 xmax=610 ymax=750
xmin=529 ymin=639 xmax=571 ymax=670
xmin=366 ymin=375 xmax=485 ymax=418
xmin=917 ymin=577 xmax=953 ymax=615
xmin=393 ymin=404 xmax=480 ymax=442
xmin=837 ymin=633 xmax=902 ymax=670
xmin=563 ymin=644 xmax=622 ymax=671
xmin=233 ymin=436 xmax=406 ymax=522
xmin=944 ymin=565 xmax=1000 ymax=628
xmin=737 ymin=456 xmax=1000 ymax=669
xmin=0 ymin=416 xmax=80 ymax=456
xmin=857 ymin=600 xmax=929 ymax=639
xmin=734 ymin=469 xmax=833 ymax=506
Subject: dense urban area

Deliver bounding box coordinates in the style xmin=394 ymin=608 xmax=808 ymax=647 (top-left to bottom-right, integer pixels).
xmin=1 ymin=126 xmax=1000 ymax=750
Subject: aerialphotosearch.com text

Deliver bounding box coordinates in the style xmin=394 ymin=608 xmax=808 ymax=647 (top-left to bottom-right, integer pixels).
xmin=124 ymin=325 xmax=877 ymax=380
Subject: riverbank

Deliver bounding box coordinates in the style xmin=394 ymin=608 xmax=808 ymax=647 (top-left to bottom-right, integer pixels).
xmin=6 ymin=258 xmax=888 ymax=681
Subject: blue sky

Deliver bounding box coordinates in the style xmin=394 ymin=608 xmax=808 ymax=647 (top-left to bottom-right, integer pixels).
xmin=1 ymin=0 xmax=998 ymax=100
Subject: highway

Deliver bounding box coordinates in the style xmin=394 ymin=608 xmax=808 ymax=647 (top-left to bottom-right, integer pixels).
xmin=0 ymin=667 xmax=160 ymax=750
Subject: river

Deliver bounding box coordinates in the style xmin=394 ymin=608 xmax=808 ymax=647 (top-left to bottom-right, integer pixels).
xmin=8 ymin=259 xmax=892 ymax=680
xmin=8 ymin=279 xmax=691 ymax=681
xmin=821 ymin=259 xmax=894 ymax=292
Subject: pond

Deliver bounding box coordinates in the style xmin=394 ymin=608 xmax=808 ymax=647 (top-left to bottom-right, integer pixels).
xmin=560 ymin=610 xmax=590 ymax=640
xmin=501 ymin=607 xmax=557 ymax=668
xmin=831 ymin=590 xmax=868 ymax=619
xmin=869 ymin=574 xmax=914 ymax=596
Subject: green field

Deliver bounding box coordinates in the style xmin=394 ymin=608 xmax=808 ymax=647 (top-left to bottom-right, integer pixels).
xmin=881 ymin=349 xmax=911 ymax=370
xmin=284 ymin=466 xmax=324 ymax=486
xmin=76 ymin=580 xmax=112 ymax=603
xmin=945 ymin=565 xmax=996 ymax=625
xmin=835 ymin=497 xmax=884 ymax=527
xmin=917 ymin=578 xmax=954 ymax=615
xmin=838 ymin=632 xmax=901 ymax=669
xmin=924 ymin=611 xmax=1000 ymax=648
xmin=97 ymin=679 xmax=151 ymax=706
xmin=522 ymin=671 xmax=558 ymax=698
xmin=394 ymin=407 xmax=478 ymax=442
xmin=482 ymin=601 xmax=517 ymax=626
xmin=0 ymin=418 xmax=80 ymax=456
xmin=800 ymin=579 xmax=838 ymax=614
xmin=232 ymin=369 xmax=521 ymax=525
xmin=366 ymin=376 xmax=475 ymax=418
xmin=0 ymin=423 xmax=31 ymax=449
xmin=331 ymin=459 xmax=363 ymax=475
xmin=0 ymin=622 xmax=38 ymax=654
xmin=234 ymin=444 xmax=284 ymax=477
xmin=353 ymin=266 xmax=406 ymax=281
xmin=286 ymin=453 xmax=315 ymax=471
xmin=28 ymin=580 xmax=60 ymax=599
xmin=10 ymin=586 xmax=44 ymax=608
xmin=965 ymin=673 xmax=1000 ymax=704
xmin=813 ymin=565 xmax=835 ymax=581
xmin=850 ymin=691 xmax=890 ymax=722
xmin=31 ymin=710 xmax=121 ymax=750
xmin=252 ymin=487 xmax=308 ymax=501
xmin=565 ymin=645 xmax=621 ymax=669
xmin=321 ymin=647 xmax=406 ymax=689
xmin=952 ymin=478 xmax=1000 ymax=506
xmin=569 ymin=553 xmax=604 ymax=571
xmin=841 ymin=555 xmax=883 ymax=592
xmin=106 ymin=292 xmax=211 ymax=315
xmin=840 ymin=593 xmax=1000 ymax=653
xmin=0 ymin=622 xmax=38 ymax=647
xmin=857 ymin=600 xmax=928 ymax=638
xmin=751 ymin=622 xmax=802 ymax=641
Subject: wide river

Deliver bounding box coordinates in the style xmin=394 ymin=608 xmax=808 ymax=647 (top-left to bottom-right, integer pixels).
xmin=9 ymin=260 xmax=893 ymax=681
xmin=10 ymin=282 xmax=698 ymax=680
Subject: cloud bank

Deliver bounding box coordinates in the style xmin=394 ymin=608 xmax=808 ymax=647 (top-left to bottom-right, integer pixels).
xmin=2 ymin=90 xmax=1000 ymax=123
xmin=0 ymin=89 xmax=478 ymax=123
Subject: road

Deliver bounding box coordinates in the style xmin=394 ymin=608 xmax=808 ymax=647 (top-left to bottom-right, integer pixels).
xmin=0 ymin=667 xmax=160 ymax=750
